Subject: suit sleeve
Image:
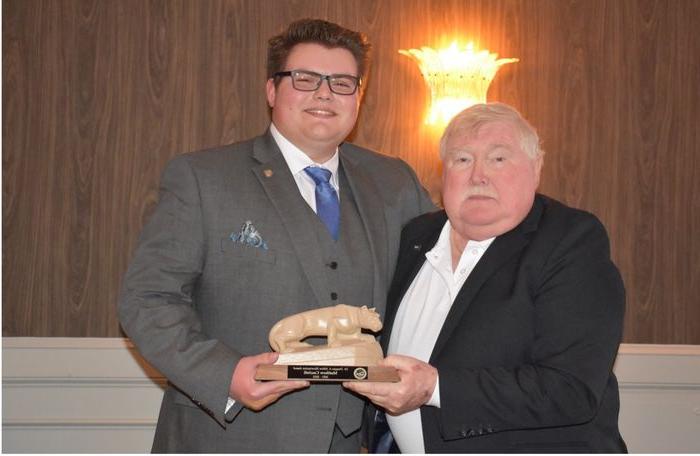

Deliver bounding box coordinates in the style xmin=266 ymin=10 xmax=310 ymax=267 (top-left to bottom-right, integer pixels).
xmin=435 ymin=215 xmax=625 ymax=438
xmin=118 ymin=155 xmax=240 ymax=426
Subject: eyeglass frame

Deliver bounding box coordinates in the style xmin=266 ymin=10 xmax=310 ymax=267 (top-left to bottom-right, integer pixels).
xmin=273 ymin=69 xmax=362 ymax=95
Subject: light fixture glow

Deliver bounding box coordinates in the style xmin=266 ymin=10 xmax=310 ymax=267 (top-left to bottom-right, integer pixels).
xmin=399 ymin=42 xmax=518 ymax=126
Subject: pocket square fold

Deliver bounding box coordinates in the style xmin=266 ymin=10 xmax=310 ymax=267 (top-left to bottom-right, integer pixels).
xmin=230 ymin=221 xmax=268 ymax=250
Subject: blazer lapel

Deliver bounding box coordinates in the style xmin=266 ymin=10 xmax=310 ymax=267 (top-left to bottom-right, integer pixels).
xmin=250 ymin=133 xmax=332 ymax=309
xmin=381 ymin=212 xmax=447 ymax=352
xmin=430 ymin=198 xmax=544 ymax=360
xmin=339 ymin=149 xmax=389 ymax=311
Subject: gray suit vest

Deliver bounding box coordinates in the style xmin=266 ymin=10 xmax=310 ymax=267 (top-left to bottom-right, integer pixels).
xmin=309 ymin=167 xmax=374 ymax=309
xmin=305 ymin=166 xmax=375 ymax=435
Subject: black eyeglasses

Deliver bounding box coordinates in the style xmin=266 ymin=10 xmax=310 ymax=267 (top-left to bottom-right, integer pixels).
xmin=274 ymin=70 xmax=361 ymax=95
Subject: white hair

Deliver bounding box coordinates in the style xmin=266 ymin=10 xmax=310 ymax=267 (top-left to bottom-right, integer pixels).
xmin=439 ymin=102 xmax=544 ymax=161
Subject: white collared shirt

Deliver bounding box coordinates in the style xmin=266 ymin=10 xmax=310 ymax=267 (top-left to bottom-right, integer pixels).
xmin=386 ymin=220 xmax=494 ymax=453
xmin=270 ymin=123 xmax=340 ymax=211
xmin=225 ymin=124 xmax=340 ymax=414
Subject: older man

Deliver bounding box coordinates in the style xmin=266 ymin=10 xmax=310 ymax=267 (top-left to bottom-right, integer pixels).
xmin=346 ymin=102 xmax=626 ymax=452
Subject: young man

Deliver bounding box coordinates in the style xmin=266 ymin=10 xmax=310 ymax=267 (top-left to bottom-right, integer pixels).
xmin=118 ymin=19 xmax=433 ymax=453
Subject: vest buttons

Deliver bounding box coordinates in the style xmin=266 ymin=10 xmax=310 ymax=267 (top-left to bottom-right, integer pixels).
xmin=328 ymin=261 xmax=338 ymax=269
xmin=330 ymin=292 xmax=338 ymax=300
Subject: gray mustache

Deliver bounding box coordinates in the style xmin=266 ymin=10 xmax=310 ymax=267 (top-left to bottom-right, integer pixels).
xmin=464 ymin=188 xmax=497 ymax=198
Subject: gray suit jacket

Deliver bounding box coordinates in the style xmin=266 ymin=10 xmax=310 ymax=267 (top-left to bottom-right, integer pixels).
xmin=118 ymin=131 xmax=434 ymax=452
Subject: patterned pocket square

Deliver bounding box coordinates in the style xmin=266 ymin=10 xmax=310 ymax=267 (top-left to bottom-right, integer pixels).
xmin=230 ymin=220 xmax=268 ymax=250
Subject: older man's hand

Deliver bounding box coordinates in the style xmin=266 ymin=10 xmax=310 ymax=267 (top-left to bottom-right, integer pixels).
xmin=343 ymin=354 xmax=438 ymax=415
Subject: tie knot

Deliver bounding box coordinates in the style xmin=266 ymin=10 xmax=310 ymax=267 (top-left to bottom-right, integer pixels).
xmin=304 ymin=166 xmax=332 ymax=185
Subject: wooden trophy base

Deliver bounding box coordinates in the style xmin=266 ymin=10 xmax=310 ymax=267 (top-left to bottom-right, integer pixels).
xmin=255 ymin=341 xmax=399 ymax=382
xmin=256 ymin=364 xmax=399 ymax=382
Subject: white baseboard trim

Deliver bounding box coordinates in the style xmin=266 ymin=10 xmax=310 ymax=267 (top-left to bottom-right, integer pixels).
xmin=613 ymin=344 xmax=700 ymax=453
xmin=2 ymin=337 xmax=166 ymax=453
xmin=3 ymin=338 xmax=699 ymax=453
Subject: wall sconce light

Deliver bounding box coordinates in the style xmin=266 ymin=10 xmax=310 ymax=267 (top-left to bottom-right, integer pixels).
xmin=399 ymin=42 xmax=518 ymax=126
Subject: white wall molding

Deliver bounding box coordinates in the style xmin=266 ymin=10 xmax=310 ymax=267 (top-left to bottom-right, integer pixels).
xmin=2 ymin=338 xmax=166 ymax=453
xmin=3 ymin=338 xmax=700 ymax=453
xmin=613 ymin=344 xmax=700 ymax=452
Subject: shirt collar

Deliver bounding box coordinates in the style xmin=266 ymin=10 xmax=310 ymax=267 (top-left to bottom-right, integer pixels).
xmin=270 ymin=123 xmax=340 ymax=180
xmin=426 ymin=220 xmax=495 ymax=274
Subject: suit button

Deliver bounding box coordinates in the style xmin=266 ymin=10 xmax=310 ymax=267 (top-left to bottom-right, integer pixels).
xmin=467 ymin=429 xmax=476 ymax=437
xmin=459 ymin=430 xmax=467 ymax=437
xmin=328 ymin=261 xmax=338 ymax=269
xmin=330 ymin=292 xmax=338 ymax=300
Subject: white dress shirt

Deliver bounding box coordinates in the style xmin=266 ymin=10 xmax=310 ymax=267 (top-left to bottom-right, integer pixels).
xmin=225 ymin=123 xmax=340 ymax=413
xmin=270 ymin=122 xmax=340 ymax=207
xmin=386 ymin=220 xmax=494 ymax=453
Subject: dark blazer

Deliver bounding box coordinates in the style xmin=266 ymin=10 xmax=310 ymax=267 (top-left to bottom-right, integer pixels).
xmin=118 ymin=131 xmax=434 ymax=452
xmin=380 ymin=194 xmax=626 ymax=453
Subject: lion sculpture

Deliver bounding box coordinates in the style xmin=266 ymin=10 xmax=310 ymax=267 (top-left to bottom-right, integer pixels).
xmin=269 ymin=304 xmax=382 ymax=353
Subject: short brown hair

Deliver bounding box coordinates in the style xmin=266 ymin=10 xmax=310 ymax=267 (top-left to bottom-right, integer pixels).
xmin=267 ymin=19 xmax=371 ymax=82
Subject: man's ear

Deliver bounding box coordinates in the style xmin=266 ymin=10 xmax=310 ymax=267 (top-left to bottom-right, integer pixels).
xmin=534 ymin=154 xmax=544 ymax=185
xmin=265 ymin=78 xmax=276 ymax=108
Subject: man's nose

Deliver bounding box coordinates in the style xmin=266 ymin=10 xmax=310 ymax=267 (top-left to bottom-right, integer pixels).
xmin=469 ymin=160 xmax=488 ymax=185
xmin=313 ymin=78 xmax=334 ymax=100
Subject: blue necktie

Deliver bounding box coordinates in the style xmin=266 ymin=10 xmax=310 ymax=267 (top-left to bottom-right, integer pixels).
xmin=304 ymin=166 xmax=340 ymax=240
xmin=372 ymin=411 xmax=398 ymax=453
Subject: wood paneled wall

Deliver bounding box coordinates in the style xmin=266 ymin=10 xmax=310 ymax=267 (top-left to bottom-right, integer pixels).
xmin=3 ymin=0 xmax=699 ymax=342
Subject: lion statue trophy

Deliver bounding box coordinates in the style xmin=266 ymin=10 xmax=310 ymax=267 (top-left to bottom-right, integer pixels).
xmin=256 ymin=304 xmax=398 ymax=382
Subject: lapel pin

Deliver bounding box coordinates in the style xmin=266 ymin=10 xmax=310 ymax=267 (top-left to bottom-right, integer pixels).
xmin=263 ymin=169 xmax=273 ymax=178
xmin=412 ymin=244 xmax=422 ymax=251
